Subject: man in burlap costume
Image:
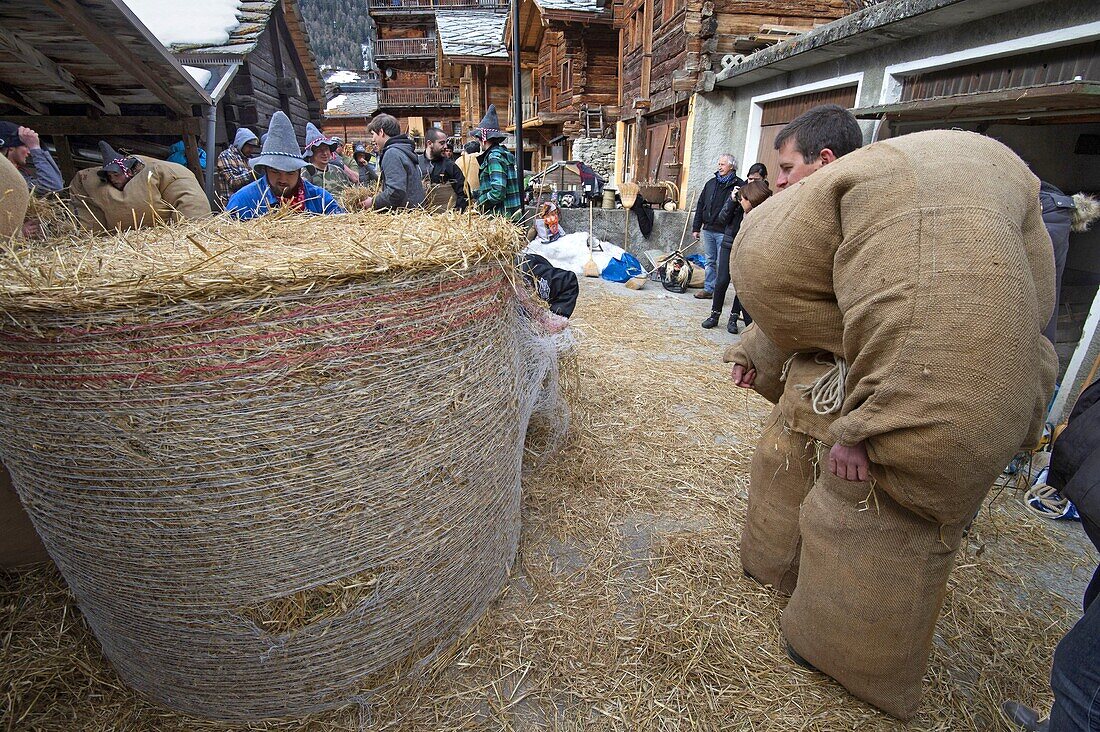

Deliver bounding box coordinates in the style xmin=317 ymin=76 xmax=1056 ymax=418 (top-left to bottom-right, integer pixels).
xmin=69 ymin=142 xmax=211 ymax=232
xmin=726 ymin=124 xmax=1057 ymax=719
xmin=0 ymin=153 xmax=29 ymax=237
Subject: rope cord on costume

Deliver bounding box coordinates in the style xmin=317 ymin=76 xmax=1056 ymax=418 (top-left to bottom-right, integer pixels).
xmin=0 ymin=263 xmax=574 ymax=723
xmin=781 ymin=352 xmax=849 ymax=415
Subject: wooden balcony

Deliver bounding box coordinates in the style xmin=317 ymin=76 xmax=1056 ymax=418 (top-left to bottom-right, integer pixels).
xmin=377 ymin=87 xmax=460 ymax=108
xmin=368 ymin=0 xmax=507 ymax=14
xmin=373 ymin=38 xmax=437 ymax=60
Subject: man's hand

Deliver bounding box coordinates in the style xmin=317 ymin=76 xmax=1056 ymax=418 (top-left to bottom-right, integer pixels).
xmin=829 ymin=441 xmax=870 ymax=482
xmin=18 ymin=127 xmax=40 ymax=150
xmin=361 ymin=197 xmax=373 ymax=210
xmin=692 ymin=231 xmax=700 ymax=240
xmin=730 ymin=363 xmax=756 ymax=389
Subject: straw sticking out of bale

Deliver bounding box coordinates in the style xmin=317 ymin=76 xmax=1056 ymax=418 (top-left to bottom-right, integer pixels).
xmin=0 ymin=281 xmax=1085 ymax=731
xmin=0 ymin=210 xmax=575 ymax=721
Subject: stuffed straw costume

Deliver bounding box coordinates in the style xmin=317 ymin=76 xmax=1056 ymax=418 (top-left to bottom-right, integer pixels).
xmin=725 ymin=130 xmax=1057 ymax=720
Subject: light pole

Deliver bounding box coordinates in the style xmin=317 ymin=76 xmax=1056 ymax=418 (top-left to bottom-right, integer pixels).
xmin=510 ymin=0 xmax=524 ymax=186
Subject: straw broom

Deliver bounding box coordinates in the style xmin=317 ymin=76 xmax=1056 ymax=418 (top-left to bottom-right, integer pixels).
xmin=583 ymin=201 xmax=599 ymax=278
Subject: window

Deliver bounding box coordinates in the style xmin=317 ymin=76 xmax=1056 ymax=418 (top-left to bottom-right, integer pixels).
xmin=560 ymin=59 xmax=572 ymax=92
xmin=452 ymin=121 xmax=462 ymax=136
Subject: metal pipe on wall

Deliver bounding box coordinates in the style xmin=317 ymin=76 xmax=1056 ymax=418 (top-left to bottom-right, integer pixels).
xmin=511 ymin=0 xmax=523 ymax=185
xmin=204 ymin=103 xmax=218 ymax=206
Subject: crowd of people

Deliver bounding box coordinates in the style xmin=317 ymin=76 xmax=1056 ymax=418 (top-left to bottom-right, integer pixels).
xmin=0 ymin=100 xmax=524 ymax=241
xmin=0 ymin=97 xmax=1097 ymax=730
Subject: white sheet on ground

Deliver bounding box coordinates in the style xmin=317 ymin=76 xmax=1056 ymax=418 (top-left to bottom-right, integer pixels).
xmin=524 ymin=232 xmax=625 ymax=276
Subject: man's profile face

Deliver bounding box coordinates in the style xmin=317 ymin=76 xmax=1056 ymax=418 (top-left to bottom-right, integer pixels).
xmin=4 ymin=145 xmax=29 ymax=168
xmin=266 ymin=168 xmax=301 ymax=196
xmin=775 ymin=138 xmax=825 ymax=191
xmin=106 ymin=170 xmax=129 ymax=190
xmin=241 ymin=142 xmax=260 ymax=159
xmin=716 ymin=156 xmax=733 ymax=176
xmin=370 ymin=130 xmax=385 ymax=152
xmin=426 ymin=136 xmax=445 ymax=160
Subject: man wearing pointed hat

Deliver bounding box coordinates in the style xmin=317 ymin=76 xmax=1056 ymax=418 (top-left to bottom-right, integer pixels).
xmin=214 ymin=127 xmax=260 ymax=207
xmin=227 ymin=112 xmax=345 ymax=220
xmin=303 ymin=122 xmax=354 ymax=194
xmin=471 ymin=105 xmax=521 ymax=219
xmin=68 ymin=141 xmax=211 ymax=233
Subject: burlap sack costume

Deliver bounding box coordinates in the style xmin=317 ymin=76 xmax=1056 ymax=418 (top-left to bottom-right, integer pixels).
xmin=69 ymin=156 xmax=211 ymax=232
xmin=0 ymin=154 xmax=29 ymax=237
xmin=728 ymin=130 xmax=1057 ymax=720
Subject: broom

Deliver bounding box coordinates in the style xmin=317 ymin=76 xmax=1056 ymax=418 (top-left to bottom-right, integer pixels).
xmin=583 ymin=201 xmax=600 ymax=277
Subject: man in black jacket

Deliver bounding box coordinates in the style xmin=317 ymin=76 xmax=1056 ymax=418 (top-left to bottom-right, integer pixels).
xmin=691 ymin=153 xmax=743 ymax=299
xmin=1004 ymin=377 xmax=1100 ymax=731
xmin=362 ymin=113 xmax=426 ymax=211
xmin=418 ymin=127 xmax=468 ymax=211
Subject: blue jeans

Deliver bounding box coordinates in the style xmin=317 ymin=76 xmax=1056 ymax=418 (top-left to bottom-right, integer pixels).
xmin=1050 ymin=566 xmax=1100 ymax=731
xmin=701 ymin=228 xmax=723 ymax=293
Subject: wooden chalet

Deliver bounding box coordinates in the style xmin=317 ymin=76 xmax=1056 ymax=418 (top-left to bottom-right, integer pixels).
xmin=615 ymin=0 xmax=849 ymax=197
xmin=508 ymin=0 xmax=619 ymax=172
xmin=436 ymin=10 xmax=511 ymax=141
xmin=0 ymin=0 xmax=211 ymax=184
xmin=364 ymin=0 xmax=509 ymax=139
xmin=170 ymin=0 xmax=326 ymax=152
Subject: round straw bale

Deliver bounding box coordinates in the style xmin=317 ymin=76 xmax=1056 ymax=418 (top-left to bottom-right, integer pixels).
xmin=0 ymin=211 xmax=570 ymax=721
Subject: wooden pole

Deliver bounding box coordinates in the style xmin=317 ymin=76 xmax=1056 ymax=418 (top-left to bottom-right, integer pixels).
xmin=52 ymin=135 xmax=76 ymax=184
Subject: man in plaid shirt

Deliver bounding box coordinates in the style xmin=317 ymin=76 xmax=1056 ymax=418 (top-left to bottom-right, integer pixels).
xmin=471 ymin=105 xmax=521 ymax=219
xmin=215 ymin=128 xmax=260 ymax=207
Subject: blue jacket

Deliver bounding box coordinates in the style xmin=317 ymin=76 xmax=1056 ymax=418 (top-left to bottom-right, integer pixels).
xmin=226 ymin=176 xmax=345 ymax=220
xmin=166 ymin=141 xmax=207 ymax=170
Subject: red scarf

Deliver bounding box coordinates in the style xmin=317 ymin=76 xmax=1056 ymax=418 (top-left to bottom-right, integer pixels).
xmin=278 ymin=182 xmax=307 ymax=212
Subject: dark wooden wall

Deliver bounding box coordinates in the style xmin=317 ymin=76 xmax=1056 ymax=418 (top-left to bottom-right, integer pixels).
xmin=222 ymin=8 xmax=321 ymax=143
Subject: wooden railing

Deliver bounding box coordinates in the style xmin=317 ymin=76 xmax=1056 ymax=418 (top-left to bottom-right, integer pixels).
xmin=377 ymin=87 xmax=460 ymax=107
xmin=507 ymin=98 xmax=540 ymax=122
xmin=373 ymin=38 xmax=437 ymax=59
xmin=369 ymin=0 xmax=507 ymax=11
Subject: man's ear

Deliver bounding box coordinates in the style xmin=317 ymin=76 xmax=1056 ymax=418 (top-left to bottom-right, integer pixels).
xmin=819 ymin=148 xmax=838 ymax=165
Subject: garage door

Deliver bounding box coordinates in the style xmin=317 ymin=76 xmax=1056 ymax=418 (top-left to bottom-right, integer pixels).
xmin=753 ymin=86 xmax=859 ymax=179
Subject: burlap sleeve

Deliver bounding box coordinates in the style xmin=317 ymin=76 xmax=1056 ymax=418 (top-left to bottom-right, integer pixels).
xmin=721 ymin=323 xmax=788 ymax=404
xmin=68 ymin=170 xmax=109 ymax=233
xmin=158 ymin=167 xmax=213 ymax=220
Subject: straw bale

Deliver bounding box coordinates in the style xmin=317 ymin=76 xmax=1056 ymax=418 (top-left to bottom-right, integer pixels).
xmin=0 ymin=209 xmax=575 ymax=721
xmin=0 ymin=281 xmax=1091 ymax=731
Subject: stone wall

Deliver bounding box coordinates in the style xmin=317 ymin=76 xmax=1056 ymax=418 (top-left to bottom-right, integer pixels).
xmin=557 ymin=207 xmax=697 ymax=264
xmin=570 ymin=138 xmax=616 ymax=182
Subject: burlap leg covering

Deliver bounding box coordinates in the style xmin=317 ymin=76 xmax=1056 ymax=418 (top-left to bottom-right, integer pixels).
xmin=781 ymin=470 xmax=968 ymax=721
xmin=741 ymin=407 xmax=817 ymax=595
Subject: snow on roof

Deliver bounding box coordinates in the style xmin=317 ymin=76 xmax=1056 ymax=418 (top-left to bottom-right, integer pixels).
xmin=533 ymin=0 xmax=605 ymax=13
xmin=121 ymin=0 xmax=243 ymax=47
xmin=435 ymin=11 xmax=508 ymax=59
xmin=324 ymin=92 xmax=380 ymax=118
xmin=183 ymin=65 xmax=214 ymax=88
xmin=326 ymin=94 xmax=348 ymax=112
xmin=324 ymin=70 xmax=365 ymax=85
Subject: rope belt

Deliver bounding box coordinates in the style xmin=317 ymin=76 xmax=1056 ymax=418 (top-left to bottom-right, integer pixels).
xmin=780 ymin=352 xmax=848 ymax=415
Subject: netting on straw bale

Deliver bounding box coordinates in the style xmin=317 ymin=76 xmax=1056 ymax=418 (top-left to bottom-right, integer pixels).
xmin=0 ymin=211 xmax=573 ymax=721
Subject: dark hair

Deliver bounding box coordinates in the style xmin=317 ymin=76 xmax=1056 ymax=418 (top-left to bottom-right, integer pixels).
xmin=463 ymin=140 xmax=481 ymax=155
xmin=425 ymin=127 xmax=447 ymax=143
xmin=774 ymin=104 xmax=862 ymax=163
xmin=739 ymin=179 xmax=773 ymax=208
xmin=746 ymin=162 xmax=768 ymax=179
xmin=366 ymin=113 xmax=401 ymax=138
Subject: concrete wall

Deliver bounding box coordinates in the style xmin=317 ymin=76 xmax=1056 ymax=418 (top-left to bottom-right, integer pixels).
xmin=685 ymin=0 xmax=1100 ymax=192
xmin=557 ymin=207 xmax=696 ymax=262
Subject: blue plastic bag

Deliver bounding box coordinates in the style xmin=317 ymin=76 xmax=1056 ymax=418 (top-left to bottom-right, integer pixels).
xmin=600 ymin=252 xmax=644 ymax=283
xmin=686 ymin=253 xmax=706 ymax=268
